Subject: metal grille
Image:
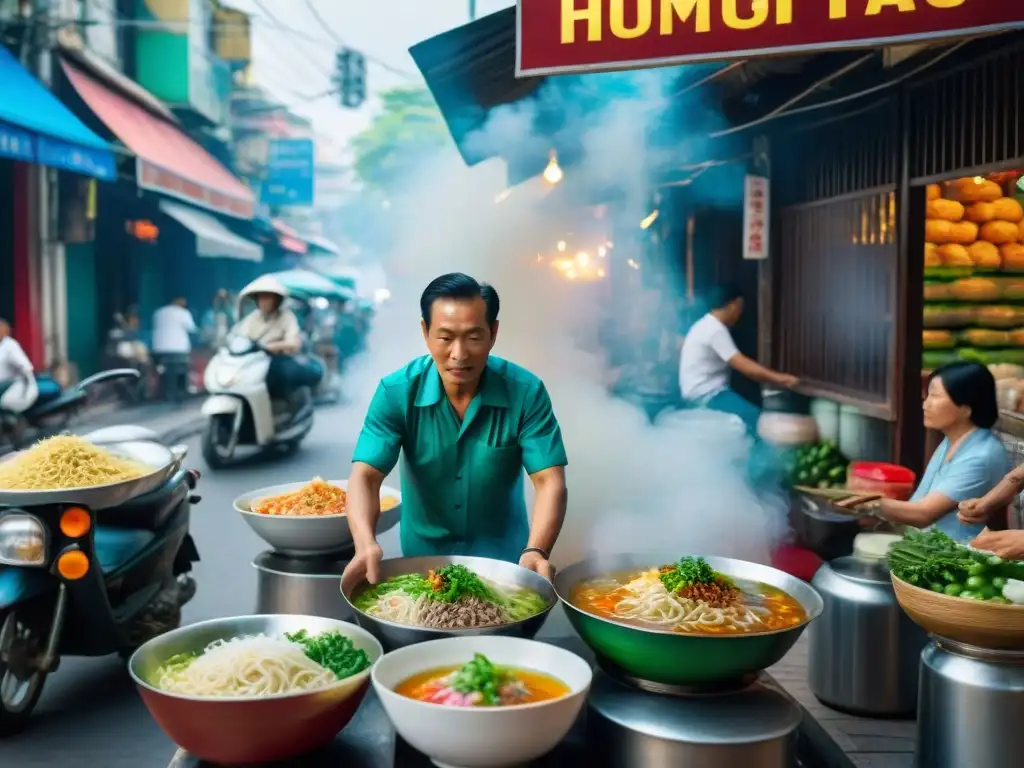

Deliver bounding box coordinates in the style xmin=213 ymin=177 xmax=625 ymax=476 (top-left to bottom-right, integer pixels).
xmin=775 ymin=190 xmax=898 ymax=414
xmin=773 ymin=99 xmax=898 ymax=207
xmin=908 ymin=42 xmax=1024 ymax=182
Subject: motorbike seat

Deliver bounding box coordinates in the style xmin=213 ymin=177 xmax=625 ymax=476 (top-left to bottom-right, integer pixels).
xmin=94 ymin=469 xmax=189 ymax=531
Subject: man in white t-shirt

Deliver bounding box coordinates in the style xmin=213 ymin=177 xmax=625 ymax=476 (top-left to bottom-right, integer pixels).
xmin=0 ymin=318 xmax=38 ymax=415
xmin=679 ymin=284 xmax=797 ymax=431
xmin=152 ymin=298 xmax=196 ymax=403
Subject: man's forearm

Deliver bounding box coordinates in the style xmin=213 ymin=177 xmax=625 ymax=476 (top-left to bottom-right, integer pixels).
xmin=982 ymin=472 xmax=1024 ymax=510
xmin=347 ymin=472 xmax=383 ymax=548
xmin=527 ymin=483 xmax=568 ymax=554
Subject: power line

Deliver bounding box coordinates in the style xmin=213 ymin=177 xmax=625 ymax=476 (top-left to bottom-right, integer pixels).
xmin=300 ymin=0 xmax=417 ymax=81
xmin=252 ymin=0 xmax=334 ymax=79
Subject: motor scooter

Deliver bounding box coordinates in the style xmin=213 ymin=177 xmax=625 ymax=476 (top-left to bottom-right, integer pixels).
xmin=200 ymin=336 xmax=319 ymax=468
xmin=0 ymin=425 xmax=201 ymax=735
xmin=0 ymin=368 xmax=143 ymax=450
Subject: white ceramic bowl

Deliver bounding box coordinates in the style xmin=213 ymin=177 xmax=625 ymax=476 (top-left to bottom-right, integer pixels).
xmin=372 ymin=636 xmax=592 ymax=768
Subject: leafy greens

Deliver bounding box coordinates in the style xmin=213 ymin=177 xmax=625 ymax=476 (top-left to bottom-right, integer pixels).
xmin=659 ymin=556 xmax=721 ymax=593
xmin=285 ymin=629 xmax=371 ymax=680
xmin=449 ymin=653 xmax=510 ymax=706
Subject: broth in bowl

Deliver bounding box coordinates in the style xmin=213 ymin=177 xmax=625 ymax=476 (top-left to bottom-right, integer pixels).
xmin=396 ymin=653 xmax=569 ymax=707
xmin=570 ymin=556 xmax=807 ymax=635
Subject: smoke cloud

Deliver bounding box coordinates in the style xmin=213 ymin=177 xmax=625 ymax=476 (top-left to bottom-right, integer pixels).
xmin=343 ymin=63 xmax=789 ymax=567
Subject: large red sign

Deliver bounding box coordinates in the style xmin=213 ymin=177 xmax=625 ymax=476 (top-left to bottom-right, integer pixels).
xmin=138 ymin=160 xmax=254 ymax=219
xmin=516 ymin=0 xmax=1024 ymax=77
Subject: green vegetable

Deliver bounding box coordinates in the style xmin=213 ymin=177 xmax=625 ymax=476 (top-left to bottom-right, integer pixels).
xmin=992 ymin=576 xmax=1008 ymax=589
xmin=285 ymin=630 xmax=371 ymax=680
xmin=430 ymin=564 xmax=502 ymax=604
xmin=959 ymin=590 xmax=976 ymax=599
xmin=965 ymin=575 xmax=987 ymax=590
xmin=449 ymin=654 xmax=509 ymax=706
xmin=988 ymin=596 xmax=1010 ymax=604
xmin=967 ymin=563 xmax=988 ymax=577
xmin=659 ymin=556 xmax=720 ymax=593
xmin=943 ymin=583 xmax=963 ymax=597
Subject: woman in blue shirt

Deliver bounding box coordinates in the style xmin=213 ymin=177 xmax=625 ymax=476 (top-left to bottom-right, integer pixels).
xmin=875 ymin=362 xmax=1009 ymax=543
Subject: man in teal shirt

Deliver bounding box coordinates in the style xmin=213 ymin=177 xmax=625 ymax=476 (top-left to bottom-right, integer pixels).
xmin=342 ymin=273 xmax=569 ymax=585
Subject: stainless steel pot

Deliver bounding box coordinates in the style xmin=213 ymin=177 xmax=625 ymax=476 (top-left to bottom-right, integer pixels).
xmin=587 ymin=670 xmax=800 ymax=767
xmin=253 ymin=551 xmax=354 ymax=621
xmin=917 ymin=639 xmax=1024 ymax=768
xmin=808 ymin=534 xmax=928 ymax=716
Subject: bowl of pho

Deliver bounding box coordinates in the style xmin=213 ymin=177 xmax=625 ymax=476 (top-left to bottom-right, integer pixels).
xmin=372 ymin=636 xmax=591 ymax=768
xmin=129 ymin=614 xmax=383 ymax=764
xmin=233 ymin=477 xmax=402 ymax=556
xmin=554 ymin=554 xmax=823 ymax=686
xmin=342 ymin=556 xmax=555 ymax=650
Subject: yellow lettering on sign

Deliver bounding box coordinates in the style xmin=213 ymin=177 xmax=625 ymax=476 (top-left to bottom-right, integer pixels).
xmin=865 ymin=0 xmax=916 ymax=14
xmin=926 ymin=0 xmax=965 ymax=7
xmin=776 ymin=0 xmax=793 ymax=24
xmin=829 ymin=0 xmax=847 ymax=19
xmin=610 ymin=0 xmax=652 ymax=38
xmin=561 ymin=0 xmax=602 ymax=44
xmin=660 ymin=0 xmax=710 ymax=34
xmin=723 ymin=0 xmax=768 ymax=30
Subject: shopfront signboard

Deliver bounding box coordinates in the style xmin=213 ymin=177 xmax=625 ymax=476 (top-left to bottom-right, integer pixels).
xmin=516 ymin=0 xmax=1024 ymax=77
xmin=261 ymin=139 xmax=315 ymax=207
xmin=743 ymin=174 xmax=769 ymax=261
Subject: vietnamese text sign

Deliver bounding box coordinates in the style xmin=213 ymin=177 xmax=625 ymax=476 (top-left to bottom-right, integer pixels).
xmin=517 ymin=0 xmax=1024 ymax=77
xmin=262 ymin=139 xmax=315 ymax=207
xmin=743 ymin=174 xmax=769 ymax=260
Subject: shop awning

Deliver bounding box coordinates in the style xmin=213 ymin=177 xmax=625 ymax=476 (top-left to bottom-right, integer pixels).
xmin=305 ymin=234 xmax=340 ymax=256
xmin=272 ymin=219 xmax=308 ymax=254
xmin=160 ymin=200 xmax=263 ymax=262
xmin=0 ymin=46 xmax=114 ymax=179
xmin=61 ymin=59 xmax=255 ymax=218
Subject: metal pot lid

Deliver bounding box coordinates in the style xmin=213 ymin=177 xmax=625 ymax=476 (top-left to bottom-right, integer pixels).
xmin=252 ymin=550 xmax=352 ymax=577
xmin=820 ymin=555 xmax=892 ymax=584
xmin=587 ymin=670 xmax=802 ymax=744
xmin=854 ymin=533 xmax=901 ymax=564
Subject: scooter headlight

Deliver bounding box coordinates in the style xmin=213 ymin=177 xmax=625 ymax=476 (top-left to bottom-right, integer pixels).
xmin=0 ymin=512 xmax=47 ymax=566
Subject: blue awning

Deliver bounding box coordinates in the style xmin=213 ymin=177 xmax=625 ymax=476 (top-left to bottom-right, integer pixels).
xmin=0 ymin=46 xmax=115 ymax=180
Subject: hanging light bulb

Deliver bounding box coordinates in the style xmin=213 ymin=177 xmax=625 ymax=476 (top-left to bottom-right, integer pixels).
xmin=543 ymin=150 xmax=563 ymax=186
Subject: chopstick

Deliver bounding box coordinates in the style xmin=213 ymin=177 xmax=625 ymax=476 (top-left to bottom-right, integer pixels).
xmin=834 ymin=494 xmax=882 ymax=510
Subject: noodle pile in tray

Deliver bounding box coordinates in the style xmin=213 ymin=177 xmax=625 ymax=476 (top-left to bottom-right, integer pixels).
xmin=0 ymin=435 xmax=151 ymax=491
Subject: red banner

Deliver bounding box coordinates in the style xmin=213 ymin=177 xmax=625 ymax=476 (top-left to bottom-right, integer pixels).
xmin=516 ymin=0 xmax=1024 ymax=77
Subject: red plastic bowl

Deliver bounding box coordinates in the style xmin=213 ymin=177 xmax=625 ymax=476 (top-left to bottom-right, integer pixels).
xmin=847 ymin=461 xmax=916 ymax=501
xmin=129 ymin=615 xmax=382 ymax=765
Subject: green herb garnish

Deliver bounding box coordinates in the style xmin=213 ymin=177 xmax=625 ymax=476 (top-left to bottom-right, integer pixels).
xmin=429 ymin=564 xmax=501 ymax=604
xmin=659 ymin=556 xmax=720 ymax=593
xmin=449 ymin=653 xmax=509 ymax=706
xmin=286 ymin=630 xmax=371 ymax=680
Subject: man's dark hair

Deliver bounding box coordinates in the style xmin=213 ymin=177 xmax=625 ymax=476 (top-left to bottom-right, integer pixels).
xmin=420 ymin=273 xmax=500 ymax=329
xmin=929 ymin=361 xmax=999 ymax=429
xmin=710 ymin=283 xmax=744 ymax=309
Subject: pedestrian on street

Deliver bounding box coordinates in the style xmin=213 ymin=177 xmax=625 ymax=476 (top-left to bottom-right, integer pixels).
xmin=152 ymin=297 xmax=196 ymax=403
xmin=342 ymin=273 xmax=569 ymax=587
xmin=0 ymin=318 xmax=38 ymax=417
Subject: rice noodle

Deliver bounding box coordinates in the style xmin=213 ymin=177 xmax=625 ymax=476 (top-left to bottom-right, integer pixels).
xmin=156 ymin=635 xmax=337 ymax=697
xmin=612 ymin=571 xmax=769 ymax=632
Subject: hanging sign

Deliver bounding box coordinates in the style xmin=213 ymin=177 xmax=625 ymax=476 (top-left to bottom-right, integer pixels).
xmin=516 ymin=0 xmax=1024 ymax=77
xmin=743 ymin=175 xmax=769 ymax=261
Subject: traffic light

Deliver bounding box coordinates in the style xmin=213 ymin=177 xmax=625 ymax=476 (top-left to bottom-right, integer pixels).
xmin=335 ymin=48 xmax=366 ymax=109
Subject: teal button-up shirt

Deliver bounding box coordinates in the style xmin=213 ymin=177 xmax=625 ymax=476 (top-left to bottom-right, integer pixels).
xmin=352 ymin=355 xmax=568 ymax=562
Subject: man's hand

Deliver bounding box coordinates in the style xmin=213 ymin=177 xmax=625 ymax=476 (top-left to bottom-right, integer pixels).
xmin=959 ymin=498 xmax=992 ymax=525
xmin=971 ymin=530 xmax=1024 ymax=561
xmin=776 ymin=373 xmax=799 ymax=389
xmin=519 ymin=550 xmax=555 ymax=582
xmin=342 ymin=541 xmax=384 ymax=587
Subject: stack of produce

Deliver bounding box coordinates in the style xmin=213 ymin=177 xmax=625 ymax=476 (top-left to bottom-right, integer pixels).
xmin=923 ymin=173 xmax=1024 ymax=370
xmin=788 ymin=440 xmax=850 ymax=489
xmin=888 ymin=529 xmax=1024 ymax=604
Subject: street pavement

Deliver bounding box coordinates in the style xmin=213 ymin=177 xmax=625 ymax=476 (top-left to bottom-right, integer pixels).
xmin=0 ymin=397 xmax=404 ymax=768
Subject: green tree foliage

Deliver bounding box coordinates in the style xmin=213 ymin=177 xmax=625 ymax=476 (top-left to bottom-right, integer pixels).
xmin=350 ymin=87 xmax=450 ymax=192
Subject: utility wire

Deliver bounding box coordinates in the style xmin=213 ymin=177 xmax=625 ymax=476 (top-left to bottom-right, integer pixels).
xmin=300 ymin=0 xmax=417 ymax=81
xmin=252 ymin=0 xmax=334 ymax=79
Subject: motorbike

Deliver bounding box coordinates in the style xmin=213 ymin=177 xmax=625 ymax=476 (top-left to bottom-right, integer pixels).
xmin=0 ymin=425 xmax=201 ymax=735
xmin=200 ymin=336 xmax=320 ymax=468
xmin=102 ymin=312 xmax=152 ymax=404
xmin=0 ymin=368 xmax=143 ymax=451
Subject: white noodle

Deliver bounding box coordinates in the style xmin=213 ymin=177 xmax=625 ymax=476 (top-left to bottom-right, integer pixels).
xmin=156 ymin=635 xmax=336 ymax=698
xmin=610 ymin=570 xmax=767 ymax=633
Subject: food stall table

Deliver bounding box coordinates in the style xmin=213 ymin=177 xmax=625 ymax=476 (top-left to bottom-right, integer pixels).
xmin=163 ymin=629 xmax=846 ymax=768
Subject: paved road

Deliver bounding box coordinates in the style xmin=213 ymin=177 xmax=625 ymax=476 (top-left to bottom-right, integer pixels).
xmin=1 ymin=398 xmax=406 ymax=768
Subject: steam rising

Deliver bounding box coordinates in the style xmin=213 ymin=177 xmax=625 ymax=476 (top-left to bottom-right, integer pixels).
xmin=345 ymin=65 xmax=789 ymax=566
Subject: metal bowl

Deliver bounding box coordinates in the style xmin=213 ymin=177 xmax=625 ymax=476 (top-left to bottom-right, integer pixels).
xmin=234 ymin=479 xmax=402 ymax=556
xmin=553 ymin=554 xmax=823 ymax=686
xmin=128 ymin=614 xmax=383 ymax=765
xmin=341 ymin=555 xmax=556 ymax=650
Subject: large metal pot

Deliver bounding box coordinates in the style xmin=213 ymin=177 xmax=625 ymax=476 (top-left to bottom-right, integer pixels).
xmin=553 ymin=554 xmax=823 ymax=686
xmin=341 ymin=555 xmax=556 ymax=650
